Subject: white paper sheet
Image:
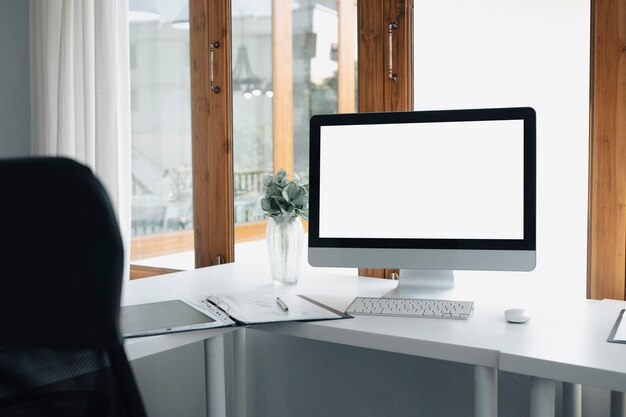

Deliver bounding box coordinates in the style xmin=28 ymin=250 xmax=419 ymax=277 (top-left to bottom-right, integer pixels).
xmin=200 ymin=294 xmax=345 ymax=325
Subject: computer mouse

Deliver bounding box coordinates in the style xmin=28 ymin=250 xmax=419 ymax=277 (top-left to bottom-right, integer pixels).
xmin=504 ymin=308 xmax=531 ymax=323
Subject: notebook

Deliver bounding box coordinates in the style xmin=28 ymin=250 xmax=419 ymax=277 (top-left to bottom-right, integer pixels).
xmin=121 ymin=294 xmax=350 ymax=338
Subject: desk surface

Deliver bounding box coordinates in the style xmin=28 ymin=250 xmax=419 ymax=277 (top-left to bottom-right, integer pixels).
xmin=499 ymin=299 xmax=626 ymax=391
xmin=123 ymin=263 xmax=626 ymax=391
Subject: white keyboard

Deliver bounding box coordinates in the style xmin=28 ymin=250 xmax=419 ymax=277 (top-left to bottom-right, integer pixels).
xmin=346 ymin=297 xmax=474 ymax=320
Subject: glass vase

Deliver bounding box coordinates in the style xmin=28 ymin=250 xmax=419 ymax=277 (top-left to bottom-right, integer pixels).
xmin=266 ymin=216 xmax=304 ymax=285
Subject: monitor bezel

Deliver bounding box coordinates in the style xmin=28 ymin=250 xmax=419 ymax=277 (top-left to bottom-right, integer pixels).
xmin=308 ymin=107 xmax=536 ymax=251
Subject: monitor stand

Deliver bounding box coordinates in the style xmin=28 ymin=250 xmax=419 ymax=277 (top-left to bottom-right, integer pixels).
xmin=382 ymin=269 xmax=455 ymax=299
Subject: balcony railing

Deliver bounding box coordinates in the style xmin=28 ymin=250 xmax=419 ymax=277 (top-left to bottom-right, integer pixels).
xmin=234 ymin=170 xmax=270 ymax=224
xmin=132 ymin=170 xmax=270 ymax=236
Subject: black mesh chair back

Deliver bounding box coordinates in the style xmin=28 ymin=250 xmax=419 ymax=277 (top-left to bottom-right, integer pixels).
xmin=0 ymin=158 xmax=147 ymax=417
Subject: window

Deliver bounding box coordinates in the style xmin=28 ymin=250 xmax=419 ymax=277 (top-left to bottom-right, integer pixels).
xmin=232 ymin=0 xmax=357 ymax=273
xmin=129 ymin=0 xmax=195 ymax=274
xmin=125 ymin=0 xmax=626 ymax=299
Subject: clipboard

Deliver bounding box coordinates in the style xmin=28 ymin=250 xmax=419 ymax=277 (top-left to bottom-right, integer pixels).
xmin=607 ymin=309 xmax=626 ymax=344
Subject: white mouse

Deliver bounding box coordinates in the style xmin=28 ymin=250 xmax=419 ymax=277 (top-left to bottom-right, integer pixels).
xmin=505 ymin=308 xmax=531 ymax=323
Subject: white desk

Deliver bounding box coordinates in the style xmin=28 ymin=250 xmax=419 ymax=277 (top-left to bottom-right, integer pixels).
xmin=499 ymin=299 xmax=626 ymax=417
xmin=122 ymin=263 xmax=626 ymax=417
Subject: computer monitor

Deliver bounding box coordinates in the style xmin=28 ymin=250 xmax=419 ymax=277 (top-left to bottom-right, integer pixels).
xmin=308 ymin=107 xmax=536 ymax=298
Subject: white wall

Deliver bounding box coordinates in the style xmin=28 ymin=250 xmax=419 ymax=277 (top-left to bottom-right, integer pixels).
xmin=0 ymin=0 xmax=31 ymax=158
xmin=413 ymin=0 xmax=590 ymax=299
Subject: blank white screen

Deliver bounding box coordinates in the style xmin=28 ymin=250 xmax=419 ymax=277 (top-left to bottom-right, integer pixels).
xmin=318 ymin=120 xmax=524 ymax=240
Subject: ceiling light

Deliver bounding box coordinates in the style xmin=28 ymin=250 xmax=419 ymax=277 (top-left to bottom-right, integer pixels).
xmin=129 ymin=0 xmax=160 ymax=22
xmin=171 ymin=3 xmax=190 ymax=30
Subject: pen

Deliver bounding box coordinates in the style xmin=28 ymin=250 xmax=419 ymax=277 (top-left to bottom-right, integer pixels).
xmin=276 ymin=297 xmax=289 ymax=312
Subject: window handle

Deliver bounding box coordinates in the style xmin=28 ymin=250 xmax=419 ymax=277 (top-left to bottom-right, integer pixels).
xmin=210 ymin=41 xmax=220 ymax=94
xmin=388 ymin=22 xmax=398 ymax=82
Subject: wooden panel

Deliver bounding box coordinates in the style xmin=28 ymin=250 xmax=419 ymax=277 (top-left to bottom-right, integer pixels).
xmin=379 ymin=0 xmax=412 ymax=280
xmin=588 ymin=0 xmax=626 ymax=300
xmin=130 ymin=265 xmax=182 ymax=280
xmin=338 ymin=0 xmax=357 ymax=113
xmin=272 ymin=0 xmax=294 ymax=176
xmin=383 ymin=0 xmax=413 ymax=111
xmin=357 ymin=0 xmax=384 ymax=278
xmin=357 ymin=0 xmax=385 ymax=113
xmin=357 ymin=0 xmax=413 ymax=279
xmin=357 ymin=268 xmax=385 ymax=279
xmin=131 ymin=231 xmax=194 ymax=261
xmin=235 ymin=221 xmax=268 ymax=243
xmin=190 ymin=0 xmax=234 ymax=268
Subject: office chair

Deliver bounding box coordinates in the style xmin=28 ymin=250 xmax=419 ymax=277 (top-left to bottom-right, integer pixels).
xmin=0 ymin=158 xmax=147 ymax=417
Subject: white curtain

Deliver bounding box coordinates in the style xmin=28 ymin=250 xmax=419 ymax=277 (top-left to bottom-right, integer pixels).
xmin=30 ymin=0 xmax=131 ymax=274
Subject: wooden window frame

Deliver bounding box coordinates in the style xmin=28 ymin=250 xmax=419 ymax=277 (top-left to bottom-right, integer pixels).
xmin=131 ymin=0 xmax=234 ymax=279
xmin=130 ymin=265 xmax=182 ymax=279
xmin=357 ymin=0 xmax=413 ymax=279
xmin=190 ymin=0 xmax=234 ymax=269
xmin=130 ymin=0 xmax=233 ymax=279
xmin=587 ymin=0 xmax=626 ymax=300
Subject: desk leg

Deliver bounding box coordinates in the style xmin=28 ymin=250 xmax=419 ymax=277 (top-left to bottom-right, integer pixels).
xmin=233 ymin=328 xmax=247 ymax=417
xmin=206 ymin=335 xmax=227 ymax=417
xmin=562 ymin=382 xmax=581 ymax=417
xmin=611 ymin=391 xmax=626 ymax=417
xmin=530 ymin=377 xmax=555 ymax=417
xmin=211 ymin=330 xmax=247 ymax=417
xmin=474 ymin=366 xmax=497 ymax=417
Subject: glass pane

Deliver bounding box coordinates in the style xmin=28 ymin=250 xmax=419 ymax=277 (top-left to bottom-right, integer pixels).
xmin=232 ymin=1 xmax=274 ymax=226
xmin=413 ymin=0 xmax=590 ymax=296
xmin=129 ymin=0 xmax=194 ymax=271
xmin=293 ymin=0 xmax=341 ymax=178
xmin=232 ymin=0 xmax=357 ymax=275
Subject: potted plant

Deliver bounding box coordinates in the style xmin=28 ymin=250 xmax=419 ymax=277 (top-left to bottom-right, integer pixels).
xmin=261 ymin=169 xmax=309 ymax=285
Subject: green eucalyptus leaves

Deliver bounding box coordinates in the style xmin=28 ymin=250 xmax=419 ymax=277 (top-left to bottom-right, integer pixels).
xmin=261 ymin=168 xmax=309 ymax=221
